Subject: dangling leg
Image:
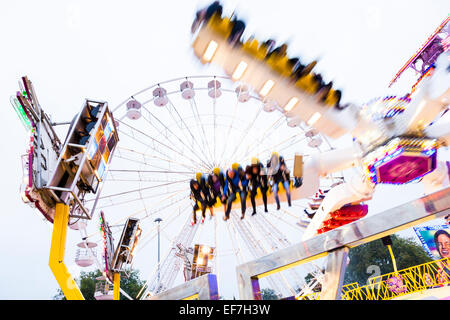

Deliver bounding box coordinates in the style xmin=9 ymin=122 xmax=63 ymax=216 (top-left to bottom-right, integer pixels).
xmin=240 ymin=190 xmax=247 ymax=219
xmin=261 ymin=185 xmax=268 ymax=212
xmin=284 ymin=181 xmax=292 ymax=207
xmin=192 ymin=203 xmax=199 ymax=225
xmin=208 ymin=194 xmax=216 ymax=218
xmin=199 ymin=200 xmax=207 ymax=223
xmin=224 ymin=192 xmax=236 ymax=221
xmin=221 ymin=194 xmax=228 ymax=213
xmin=273 ymin=182 xmax=280 ymax=210
xmin=250 ymin=189 xmax=257 ymax=216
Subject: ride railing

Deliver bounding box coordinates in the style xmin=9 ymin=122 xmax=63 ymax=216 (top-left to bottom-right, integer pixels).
xmin=300 ymin=258 xmax=450 ymax=300
xmin=342 ymin=257 xmax=450 ymax=300
xmin=299 ymin=282 xmax=359 ymax=300
xmin=94 ymin=281 xmax=114 ymax=296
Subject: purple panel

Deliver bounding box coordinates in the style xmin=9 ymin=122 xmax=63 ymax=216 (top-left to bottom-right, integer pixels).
xmin=251 ymin=277 xmax=262 ymax=300
xmin=207 ymin=274 xmax=219 ymax=300
xmin=376 ymin=152 xmax=437 ymax=184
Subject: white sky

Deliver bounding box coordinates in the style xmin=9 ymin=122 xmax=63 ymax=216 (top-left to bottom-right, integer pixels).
xmin=0 ymin=0 xmax=449 ymax=299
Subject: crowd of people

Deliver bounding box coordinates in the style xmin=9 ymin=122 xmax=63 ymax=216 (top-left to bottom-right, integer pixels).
xmin=189 ymin=153 xmax=302 ymax=225
xmin=191 ymin=1 xmax=346 ymax=109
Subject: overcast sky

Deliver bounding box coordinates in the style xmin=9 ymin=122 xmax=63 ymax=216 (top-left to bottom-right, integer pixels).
xmin=0 ymin=0 xmax=449 ymax=300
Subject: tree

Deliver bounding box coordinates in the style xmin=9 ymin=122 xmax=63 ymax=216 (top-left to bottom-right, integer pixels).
xmin=343 ymin=235 xmax=432 ymax=286
xmin=118 ymin=270 xmax=146 ymax=299
xmin=53 ymin=269 xmax=145 ymax=300
xmin=261 ymin=288 xmax=279 ymax=300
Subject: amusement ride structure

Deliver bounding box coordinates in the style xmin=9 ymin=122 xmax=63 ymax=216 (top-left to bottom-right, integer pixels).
xmin=9 ymin=3 xmax=450 ymax=300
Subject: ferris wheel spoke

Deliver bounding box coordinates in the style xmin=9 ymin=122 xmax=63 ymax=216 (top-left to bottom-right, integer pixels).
xmin=251 ymin=115 xmax=286 ymax=147
xmin=239 ymin=216 xmax=295 ymax=295
xmin=118 ymin=119 xmax=210 ymax=171
xmin=233 ymin=115 xmax=282 ymax=162
xmin=238 ymin=116 xmax=287 ymax=159
xmin=116 ymin=146 xmax=200 ymax=173
xmin=109 ymin=169 xmax=194 ymax=175
xmin=191 ymin=97 xmax=215 ymax=167
xmin=138 ymin=191 xmax=188 ymax=221
xmin=113 ymin=154 xmax=196 ymax=175
xmin=226 ymin=106 xmax=263 ymax=164
xmin=143 ymin=104 xmax=208 ymax=167
xmin=249 ymin=133 xmax=306 ymax=159
xmin=134 ymin=205 xmax=194 ymax=299
xmin=107 ymin=165 xmax=190 ymax=182
xmin=191 ymin=98 xmax=214 ymax=164
xmin=167 ymin=97 xmax=214 ymax=169
xmin=118 ymin=119 xmax=204 ymax=169
xmin=187 ymin=99 xmax=209 ymax=158
xmin=107 ymin=189 xmax=187 ymax=212
xmin=141 ymin=107 xmax=212 ymax=170
xmin=118 ymin=129 xmax=197 ymax=171
xmin=107 ymin=177 xmax=189 ymax=183
xmin=93 ymin=201 xmax=189 ymax=249
xmin=96 ymin=187 xmax=186 ymax=209
xmin=93 ymin=180 xmax=188 ymax=202
xmin=134 ymin=195 xmax=188 ymax=228
xmin=274 ymin=135 xmax=308 ymax=154
xmin=137 ymin=206 xmax=186 ymax=252
xmin=213 ymin=95 xmax=217 ymax=166
xmin=218 ymin=98 xmax=240 ymax=168
xmin=88 ymin=194 xmax=189 ymax=241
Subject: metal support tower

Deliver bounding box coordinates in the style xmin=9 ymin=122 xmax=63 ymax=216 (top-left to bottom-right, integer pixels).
xmin=253 ymin=212 xmax=324 ymax=294
xmin=143 ymin=214 xmax=200 ymax=298
xmin=229 ymin=211 xmax=293 ymax=297
xmin=252 ymin=213 xmax=313 ymax=291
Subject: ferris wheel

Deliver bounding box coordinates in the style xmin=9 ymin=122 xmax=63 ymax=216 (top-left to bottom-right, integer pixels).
xmin=79 ymin=75 xmax=343 ymax=299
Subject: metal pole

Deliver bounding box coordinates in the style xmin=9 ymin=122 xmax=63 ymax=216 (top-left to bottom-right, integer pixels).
xmin=113 ymin=272 xmax=121 ymax=300
xmin=49 ymin=203 xmax=84 ymax=300
xmin=320 ymin=247 xmax=349 ymax=300
xmin=155 ymin=218 xmax=163 ymax=291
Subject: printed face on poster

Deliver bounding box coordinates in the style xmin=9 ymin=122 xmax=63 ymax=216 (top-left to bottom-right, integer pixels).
xmin=414 ymin=224 xmax=450 ymax=260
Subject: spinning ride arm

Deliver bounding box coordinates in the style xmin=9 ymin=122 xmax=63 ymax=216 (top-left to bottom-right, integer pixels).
xmin=302 ymin=172 xmax=375 ymax=240
xmin=298 ymin=145 xmax=362 ymax=199
xmin=400 ymin=52 xmax=450 ymax=135
xmin=190 ymin=11 xmax=358 ymax=140
xmin=421 ymin=160 xmax=450 ymax=194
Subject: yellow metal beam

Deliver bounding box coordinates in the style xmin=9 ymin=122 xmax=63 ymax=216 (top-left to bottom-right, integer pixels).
xmin=387 ymin=245 xmax=398 ymax=273
xmin=113 ymin=272 xmax=121 ymax=300
xmin=49 ymin=203 xmax=84 ymax=300
xmin=182 ymin=294 xmax=199 ymax=300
